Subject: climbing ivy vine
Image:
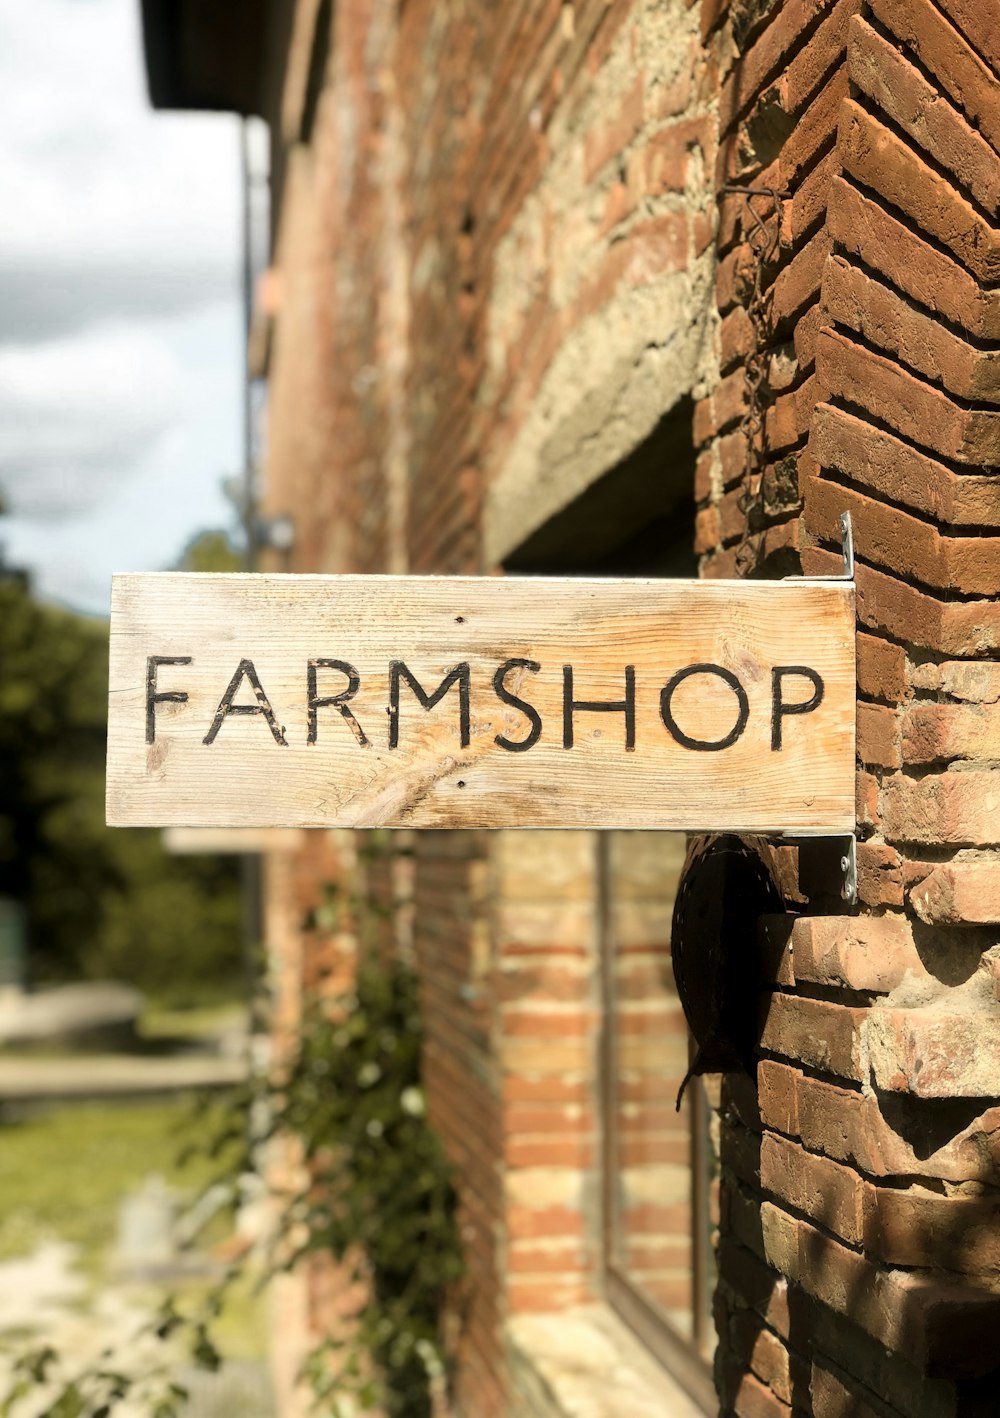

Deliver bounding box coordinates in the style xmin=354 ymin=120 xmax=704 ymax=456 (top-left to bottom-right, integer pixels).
xmin=277 ymin=951 xmax=465 ymax=1416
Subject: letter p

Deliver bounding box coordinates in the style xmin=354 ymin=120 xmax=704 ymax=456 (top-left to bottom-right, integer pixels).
xmin=771 ymin=666 xmax=824 ymax=750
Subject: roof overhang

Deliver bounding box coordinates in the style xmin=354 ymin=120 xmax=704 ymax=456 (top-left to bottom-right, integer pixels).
xmin=140 ymin=0 xmax=267 ymax=114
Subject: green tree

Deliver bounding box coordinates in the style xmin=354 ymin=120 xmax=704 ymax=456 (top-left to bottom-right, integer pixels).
xmin=0 ymin=570 xmax=241 ymax=998
xmin=174 ymin=528 xmax=243 ymax=573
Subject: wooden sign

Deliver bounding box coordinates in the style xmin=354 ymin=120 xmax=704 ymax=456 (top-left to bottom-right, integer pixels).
xmin=162 ymin=827 xmax=304 ymax=855
xmin=107 ymin=573 xmax=855 ymax=834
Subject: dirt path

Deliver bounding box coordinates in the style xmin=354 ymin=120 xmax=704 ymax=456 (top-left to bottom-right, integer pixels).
xmin=0 ymin=1052 xmax=246 ymax=1102
xmin=0 ymin=1240 xmax=275 ymax=1418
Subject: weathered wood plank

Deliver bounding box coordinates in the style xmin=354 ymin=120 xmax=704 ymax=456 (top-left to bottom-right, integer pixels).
xmin=107 ymin=574 xmax=856 ymax=834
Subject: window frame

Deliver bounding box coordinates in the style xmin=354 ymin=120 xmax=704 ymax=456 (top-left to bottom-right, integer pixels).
xmin=597 ymin=832 xmax=717 ymax=1413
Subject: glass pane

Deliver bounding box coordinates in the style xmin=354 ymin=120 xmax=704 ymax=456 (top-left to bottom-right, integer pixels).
xmin=604 ymin=831 xmax=707 ymax=1344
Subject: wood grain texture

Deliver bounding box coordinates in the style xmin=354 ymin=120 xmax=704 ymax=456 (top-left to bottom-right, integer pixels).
xmin=107 ymin=574 xmax=856 ymax=833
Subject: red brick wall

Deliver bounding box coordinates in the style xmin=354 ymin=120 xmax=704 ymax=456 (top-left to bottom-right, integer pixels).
xmin=265 ymin=3 xmax=716 ymax=1413
xmin=259 ymin=0 xmax=1000 ymax=1413
xmin=694 ymin=2 xmax=1000 ymax=1414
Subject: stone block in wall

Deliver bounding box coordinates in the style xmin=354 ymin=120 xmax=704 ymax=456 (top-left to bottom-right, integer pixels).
xmin=721 ymin=1117 xmax=763 ymax=1190
xmin=856 ymin=633 xmax=906 ymax=706
xmin=838 ymin=101 xmax=1000 ymax=284
xmin=769 ymin=230 xmax=832 ymax=332
xmin=695 ymin=503 xmax=721 ymax=553
xmin=868 ymin=0 xmax=1000 ymax=158
xmin=694 ymin=366 xmax=751 ymax=445
xmin=808 ymin=477 xmax=1000 ymax=598
xmin=719 ymin=0 xmax=840 ymax=135
xmin=765 ymin=373 xmax=825 ymax=454
xmin=717 ymin=1238 xmax=795 ymax=1339
xmin=720 ymin=304 xmax=755 ymax=372
xmin=909 ymin=858 xmax=1000 ymax=926
xmin=718 ymin=1355 xmax=793 ymax=1418
xmin=761 ymin=1132 xmax=866 ymax=1246
xmin=821 ymin=253 xmax=1000 ymax=407
xmin=501 ymin=1032 xmax=593 ymax=1077
xmin=849 ymin=16 xmax=1000 ymax=220
xmin=934 ymin=0 xmax=1000 ymax=96
xmin=766 ymin=1065 xmax=1000 ymax=1185
xmin=855 ymin=841 xmax=905 ymax=910
xmin=716 ymin=242 xmax=755 ymax=316
xmin=809 ymin=1296 xmax=963 ymax=1418
xmin=780 ymin=148 xmax=839 ymax=249
xmin=866 ymin=989 xmax=1000 ymax=1098
xmin=810 ymin=403 xmax=1000 ymax=530
xmin=856 ymin=770 xmax=880 ymax=832
xmin=909 ymin=661 xmax=1000 ymax=703
xmin=775 ymin=67 xmax=848 ymax=191
xmin=759 ymin=995 xmax=865 ymax=1082
xmin=862 ymin=1181 xmax=1000 ymax=1272
xmin=802 ymin=547 xmax=1000 ymax=658
xmin=762 ymin=1203 xmax=1000 ymax=1379
xmin=723 ymin=1175 xmax=769 ymax=1260
xmin=725 ymin=1304 xmax=801 ymax=1407
xmin=857 ymin=702 xmax=900 ymax=771
xmin=725 ymin=1069 xmax=765 ymax=1135
xmin=902 ymin=705 xmax=1000 ymax=766
xmin=881 ymin=771 xmax=1000 ymax=848
xmin=497 ymin=958 xmax=593 ymax=1005
xmin=494 ymin=902 xmax=595 ymax=951
xmin=760 ymin=914 xmax=928 ymax=993
xmin=758 ymin=0 xmax=859 ymax=125
xmin=506 ymin=1276 xmax=594 ymax=1314
xmin=817 ymin=329 xmax=1000 ymax=466
xmin=826 ymin=176 xmax=1000 ymax=342
xmin=757 ymin=1061 xmax=799 ymax=1138
xmin=583 ymin=71 xmax=645 ymax=181
xmin=810 ymin=1360 xmax=889 ymax=1418
xmin=493 ymin=831 xmax=596 ymax=902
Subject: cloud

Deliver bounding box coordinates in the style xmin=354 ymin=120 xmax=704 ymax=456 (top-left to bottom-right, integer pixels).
xmin=0 ymin=0 xmax=241 ymax=341
xmin=0 ymin=324 xmax=182 ymax=518
xmin=1 ymin=299 xmax=242 ymax=612
xmin=0 ymin=261 xmax=237 ymax=343
xmin=0 ymin=0 xmax=247 ymax=611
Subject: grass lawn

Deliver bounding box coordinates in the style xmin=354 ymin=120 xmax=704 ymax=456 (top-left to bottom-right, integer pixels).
xmin=0 ymin=1093 xmax=240 ymax=1268
xmin=0 ymin=1091 xmax=270 ymax=1368
xmin=139 ymin=1000 xmax=248 ymax=1048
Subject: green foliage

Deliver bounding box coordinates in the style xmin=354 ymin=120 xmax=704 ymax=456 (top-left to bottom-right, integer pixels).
xmin=0 ymin=573 xmax=241 ymax=995
xmin=0 ymin=727 xmax=463 ymax=1417
xmin=0 ymin=1095 xmax=240 ymax=1266
xmin=0 ymin=575 xmax=111 ymax=970
xmin=83 ymin=838 xmax=242 ymax=1001
xmin=0 ymin=951 xmax=464 ymax=1418
xmin=0 ymin=1318 xmax=214 ymax=1418
xmin=277 ymin=954 xmax=464 ymax=1417
xmin=174 ymin=529 xmax=243 ymax=574
xmin=0 ymin=1344 xmax=192 ymax=1418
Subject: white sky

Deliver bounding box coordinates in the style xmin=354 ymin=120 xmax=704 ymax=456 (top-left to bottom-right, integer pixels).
xmin=0 ymin=0 xmax=245 ymax=613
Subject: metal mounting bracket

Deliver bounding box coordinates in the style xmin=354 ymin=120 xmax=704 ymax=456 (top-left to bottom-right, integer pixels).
xmin=831 ymin=511 xmax=854 ymax=581
xmin=840 ymin=835 xmax=857 ymax=906
xmin=790 ymin=510 xmax=854 ymax=582
xmin=780 ymin=509 xmax=857 ymax=903
xmin=834 ymin=513 xmax=857 ymax=903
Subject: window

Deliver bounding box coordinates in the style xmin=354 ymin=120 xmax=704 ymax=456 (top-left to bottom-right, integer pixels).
xmin=504 ymin=402 xmax=715 ymax=1406
xmin=599 ymin=832 xmax=717 ymax=1407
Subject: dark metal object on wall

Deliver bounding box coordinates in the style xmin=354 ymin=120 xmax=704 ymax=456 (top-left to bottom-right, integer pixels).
xmin=672 ymin=833 xmax=783 ymax=1108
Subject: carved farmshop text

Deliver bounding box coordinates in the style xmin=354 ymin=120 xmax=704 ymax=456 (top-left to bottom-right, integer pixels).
xmin=146 ymin=655 xmax=826 ymax=755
